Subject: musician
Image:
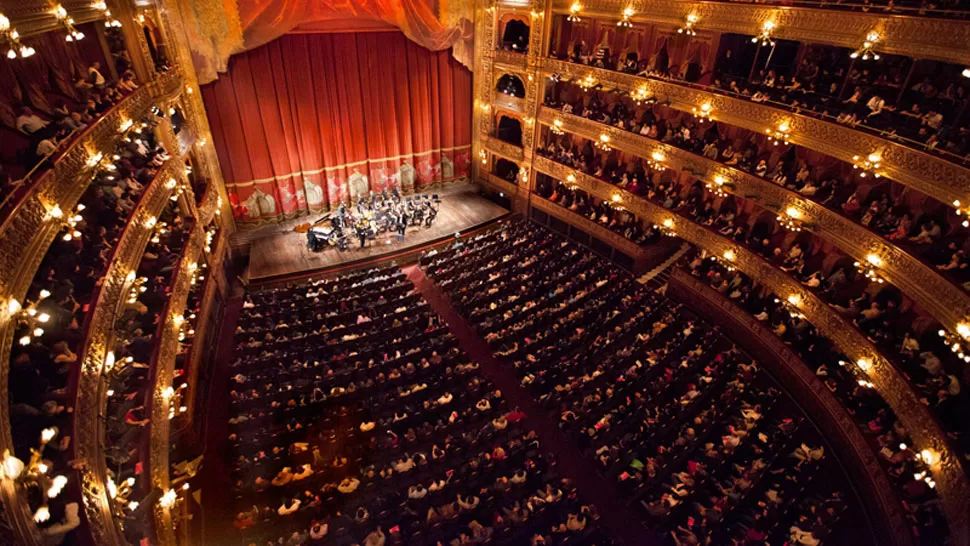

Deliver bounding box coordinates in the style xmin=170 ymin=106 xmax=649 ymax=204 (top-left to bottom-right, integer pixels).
xmin=356 ymin=224 xmax=367 ymax=249
xmin=398 ymin=211 xmax=409 ymax=237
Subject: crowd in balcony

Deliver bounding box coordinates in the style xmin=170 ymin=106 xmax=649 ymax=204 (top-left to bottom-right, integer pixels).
xmin=545 ymin=80 xmax=970 ymax=292
xmin=6 ymin=113 xmax=168 ymax=541
xmin=550 ymin=25 xmax=970 ymax=164
xmin=422 ymin=221 xmax=858 ymax=546
xmin=687 ymin=254 xmax=951 ymax=544
xmin=226 ymin=264 xmax=615 ymax=546
xmin=533 ymin=175 xmax=660 ymax=246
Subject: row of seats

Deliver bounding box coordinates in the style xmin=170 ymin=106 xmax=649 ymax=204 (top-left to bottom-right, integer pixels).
xmin=227 ymin=264 xmax=616 ymax=546
xmin=422 ymin=221 xmax=855 ymax=546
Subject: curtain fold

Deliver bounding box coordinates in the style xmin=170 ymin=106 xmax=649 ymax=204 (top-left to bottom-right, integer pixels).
xmin=201 ymin=32 xmax=472 ymax=225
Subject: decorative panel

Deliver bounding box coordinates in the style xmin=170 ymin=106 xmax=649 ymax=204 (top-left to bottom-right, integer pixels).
xmin=484 ymin=135 xmax=526 ymax=162
xmin=531 ymin=194 xmax=644 ymax=257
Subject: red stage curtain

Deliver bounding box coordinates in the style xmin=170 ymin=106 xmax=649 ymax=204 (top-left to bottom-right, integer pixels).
xmin=201 ymin=31 xmax=472 ymax=224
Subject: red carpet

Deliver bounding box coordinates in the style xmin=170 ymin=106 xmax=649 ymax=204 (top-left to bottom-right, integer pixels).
xmin=404 ymin=265 xmax=654 ymax=546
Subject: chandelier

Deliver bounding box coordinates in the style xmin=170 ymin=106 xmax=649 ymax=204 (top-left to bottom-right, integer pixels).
xmin=952 ymin=200 xmax=970 ymax=228
xmin=850 ymin=31 xmax=881 ymax=61
xmin=0 ymin=13 xmax=35 ymax=58
xmin=852 ymin=152 xmax=882 ymax=178
xmin=7 ymin=290 xmax=53 ymax=346
xmin=752 ymin=20 xmax=776 ymax=47
xmin=2 ymin=428 xmax=69 ymax=525
xmin=765 ymin=122 xmax=790 ymax=146
xmin=939 ymin=323 xmax=970 ymax=364
xmin=551 ymin=118 xmax=565 ymax=135
xmin=774 ymin=293 xmax=805 ymax=319
xmin=655 ymin=218 xmax=676 ymax=236
xmin=630 ymin=86 xmax=654 ymax=106
xmin=678 ymin=14 xmax=699 ymax=36
xmin=567 ymin=2 xmax=582 ymax=22
xmin=578 ymin=74 xmax=597 ymax=91
xmin=48 ymin=203 xmax=86 ymax=241
xmin=647 ymin=151 xmax=666 ymax=172
xmin=617 ymin=7 xmax=634 ymax=28
xmin=706 ymin=175 xmax=730 ymax=197
xmin=51 ymin=4 xmax=84 ymax=41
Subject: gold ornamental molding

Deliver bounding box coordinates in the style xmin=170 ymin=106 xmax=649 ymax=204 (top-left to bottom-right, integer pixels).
xmin=198 ymin=183 xmax=222 ymax=227
xmin=494 ymin=49 xmax=529 ymax=71
xmin=539 ymin=106 xmax=970 ymax=341
xmin=531 ymin=194 xmax=645 ymax=257
xmin=543 ymin=60 xmax=970 ymax=208
xmin=666 ymin=269 xmax=910 ymax=546
xmin=148 ymin=223 xmax=205 ymax=546
xmin=73 ymin=158 xmax=181 ymax=546
xmin=550 ymin=0 xmax=970 ymax=67
xmin=0 ymin=0 xmax=106 ymax=37
xmin=484 ymin=135 xmax=526 ymax=162
xmin=494 ymin=92 xmax=526 ymax=114
xmin=533 ymin=155 xmax=970 ymax=545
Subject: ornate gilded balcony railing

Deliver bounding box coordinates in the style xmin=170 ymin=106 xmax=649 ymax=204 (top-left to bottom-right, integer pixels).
xmin=493 ymin=92 xmax=526 ymax=114
xmin=493 ymin=50 xmax=529 ymax=71
xmin=549 ymin=0 xmax=970 ymax=67
xmin=197 ymin=182 xmax=222 ymax=227
xmin=73 ymin=157 xmax=183 ymax=546
xmin=538 ymin=106 xmax=970 ymax=348
xmin=543 ymin=59 xmax=970 ymax=208
xmin=531 ymin=194 xmax=645 ymax=258
xmin=147 ymin=223 xmax=206 ymax=546
xmin=533 ymin=156 xmax=970 ymax=543
xmin=666 ymin=268 xmax=909 ymax=546
xmin=484 ymin=135 xmax=526 ymax=162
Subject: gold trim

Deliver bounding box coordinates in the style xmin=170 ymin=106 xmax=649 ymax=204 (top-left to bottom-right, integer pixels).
xmin=534 ymin=156 xmax=970 ymax=544
xmin=531 ymin=194 xmax=644 ymax=257
xmin=539 ymin=106 xmax=970 ymax=351
xmin=543 ymin=59 xmax=970 ymax=208
xmin=550 ymin=0 xmax=970 ymax=66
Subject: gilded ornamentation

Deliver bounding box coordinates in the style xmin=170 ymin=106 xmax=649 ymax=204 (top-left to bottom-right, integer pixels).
xmin=493 ymin=92 xmax=526 ymax=113
xmin=539 ymin=105 xmax=970 ymax=340
xmin=74 ymin=158 xmax=180 ymax=546
xmin=482 ymin=173 xmax=521 ymax=197
xmin=484 ymin=136 xmax=525 ymax=162
xmin=531 ymin=194 xmax=643 ymax=257
xmin=543 ymin=60 xmax=970 ymax=207
xmin=550 ymin=0 xmax=970 ymax=66
xmin=533 ymin=155 xmax=970 ymax=542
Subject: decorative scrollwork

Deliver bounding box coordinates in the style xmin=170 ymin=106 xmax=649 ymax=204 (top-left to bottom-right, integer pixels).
xmin=484 ymin=136 xmax=525 ymax=162
xmin=532 ymin=155 xmax=970 ymax=542
xmin=550 ymin=0 xmax=970 ymax=66
xmin=539 ymin=105 xmax=970 ymax=342
xmin=543 ymin=60 xmax=970 ymax=207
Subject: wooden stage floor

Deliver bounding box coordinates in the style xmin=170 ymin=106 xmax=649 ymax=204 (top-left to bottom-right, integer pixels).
xmin=245 ymin=184 xmax=509 ymax=281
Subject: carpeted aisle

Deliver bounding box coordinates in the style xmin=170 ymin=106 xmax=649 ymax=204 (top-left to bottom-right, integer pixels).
xmin=403 ymin=265 xmax=654 ymax=546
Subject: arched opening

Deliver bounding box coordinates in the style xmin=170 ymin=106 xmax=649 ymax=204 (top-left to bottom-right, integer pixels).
xmin=496 ymin=115 xmax=523 ymax=147
xmin=493 ymin=158 xmax=520 ymax=183
xmin=500 ymin=17 xmax=530 ymax=52
xmin=496 ymin=74 xmax=526 ymax=98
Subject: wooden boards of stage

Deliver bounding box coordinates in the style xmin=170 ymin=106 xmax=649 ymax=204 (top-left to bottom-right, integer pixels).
xmin=244 ymin=184 xmax=509 ymax=282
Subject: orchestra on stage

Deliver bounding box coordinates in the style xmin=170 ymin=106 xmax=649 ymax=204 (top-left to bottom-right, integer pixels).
xmin=302 ymin=189 xmax=440 ymax=252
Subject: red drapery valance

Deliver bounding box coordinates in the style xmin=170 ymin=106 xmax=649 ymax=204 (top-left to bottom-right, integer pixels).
xmin=201 ymin=31 xmax=472 ymax=224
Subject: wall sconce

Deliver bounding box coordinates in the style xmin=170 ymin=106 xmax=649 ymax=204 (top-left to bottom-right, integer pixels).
xmin=679 ymin=14 xmax=699 ymax=36
xmin=479 ymin=149 xmax=488 ymax=165
xmin=92 ymin=1 xmax=122 ymax=28
xmin=566 ymin=173 xmax=577 ymax=184
xmin=916 ymin=448 xmax=941 ymax=466
xmin=706 ymin=175 xmax=730 ymax=197
xmin=578 ymin=74 xmax=597 ymax=91
xmin=777 ymin=206 xmax=803 ymax=231
xmin=611 ymin=193 xmax=622 ymax=203
xmin=850 ymin=31 xmax=881 ymax=61
xmin=752 ymin=20 xmax=776 ymax=47
xmin=692 ymin=102 xmax=713 ymax=122
xmin=852 ymin=152 xmax=882 ymax=178
xmin=8 ymin=290 xmax=52 ymax=346
xmin=52 ymin=5 xmax=85 ymax=41
xmin=655 ymin=218 xmax=676 ymax=236
xmin=938 ymin=323 xmax=970 ymax=363
xmin=630 ymin=86 xmax=654 ymax=106
xmin=567 ymin=2 xmax=582 ymax=22
xmin=551 ymin=118 xmax=565 ymax=135
xmin=647 ymin=151 xmax=666 ymax=172
xmin=518 ymin=169 xmax=529 ymax=185
xmin=952 ymin=200 xmax=970 ymax=227
xmin=595 ymin=133 xmax=612 ymax=151
xmin=856 ymin=358 xmax=873 ymax=372
xmin=766 ymin=122 xmax=790 ymax=145
xmin=854 ymin=253 xmax=885 ymax=284
xmin=0 ymin=13 xmax=35 ymax=58
xmin=617 ymin=6 xmax=634 ymax=28
xmin=964 ymin=68 xmax=970 ymax=78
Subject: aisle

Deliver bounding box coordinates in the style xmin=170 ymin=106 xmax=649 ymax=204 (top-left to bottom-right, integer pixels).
xmin=404 ymin=265 xmax=655 ymax=546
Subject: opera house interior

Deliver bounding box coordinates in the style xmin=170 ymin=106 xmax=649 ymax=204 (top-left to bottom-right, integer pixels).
xmin=4 ymin=0 xmax=970 ymax=545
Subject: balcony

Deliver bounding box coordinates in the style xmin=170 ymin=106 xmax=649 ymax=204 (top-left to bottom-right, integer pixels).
xmin=538 ymin=106 xmax=970 ymax=348
xmin=550 ymin=0 xmax=970 ymax=66
xmin=542 ymin=59 xmax=970 ymax=207
xmin=531 ymin=194 xmax=647 ymax=259
xmin=532 ymin=155 xmax=970 ymax=542
xmin=484 ymin=135 xmax=525 ymax=162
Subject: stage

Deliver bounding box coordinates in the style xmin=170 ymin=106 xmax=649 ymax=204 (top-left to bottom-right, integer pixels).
xmin=241 ymin=183 xmax=510 ymax=282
